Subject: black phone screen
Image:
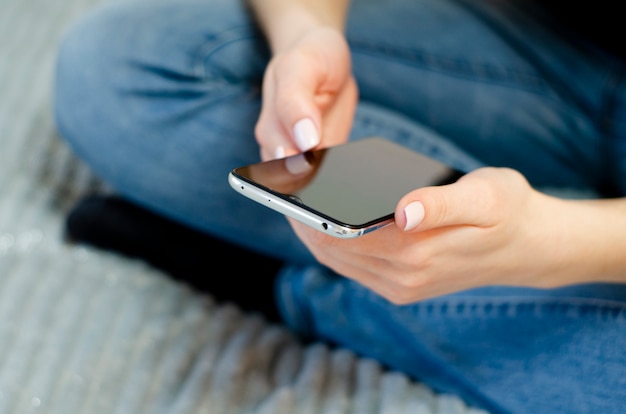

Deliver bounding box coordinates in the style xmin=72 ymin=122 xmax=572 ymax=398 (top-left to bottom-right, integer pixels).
xmin=231 ymin=137 xmax=463 ymax=228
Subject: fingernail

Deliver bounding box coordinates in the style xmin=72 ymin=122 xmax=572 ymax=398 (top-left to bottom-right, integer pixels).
xmin=293 ymin=118 xmax=319 ymax=151
xmin=284 ymin=154 xmax=312 ymax=175
xmin=274 ymin=145 xmax=286 ymax=159
xmin=404 ymin=201 xmax=424 ymax=231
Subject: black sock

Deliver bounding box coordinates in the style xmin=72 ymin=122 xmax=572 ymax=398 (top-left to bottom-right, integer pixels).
xmin=64 ymin=194 xmax=283 ymax=322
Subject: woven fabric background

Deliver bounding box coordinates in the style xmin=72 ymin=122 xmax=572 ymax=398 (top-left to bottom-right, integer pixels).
xmin=0 ymin=0 xmax=487 ymax=412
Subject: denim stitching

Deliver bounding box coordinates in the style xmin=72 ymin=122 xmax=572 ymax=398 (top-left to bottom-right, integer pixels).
xmin=403 ymin=298 xmax=626 ymax=320
xmin=192 ymin=24 xmax=266 ymax=81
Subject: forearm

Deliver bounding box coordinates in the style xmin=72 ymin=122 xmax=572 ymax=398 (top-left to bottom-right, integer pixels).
xmin=247 ymin=0 xmax=350 ymax=54
xmin=539 ymin=194 xmax=626 ymax=286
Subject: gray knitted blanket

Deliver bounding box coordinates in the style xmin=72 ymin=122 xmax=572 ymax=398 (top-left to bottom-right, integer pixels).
xmin=0 ymin=0 xmax=487 ymax=412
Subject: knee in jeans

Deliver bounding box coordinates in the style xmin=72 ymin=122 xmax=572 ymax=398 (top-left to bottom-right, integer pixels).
xmin=54 ymin=3 xmax=137 ymax=126
xmin=56 ymin=2 xmax=139 ymax=82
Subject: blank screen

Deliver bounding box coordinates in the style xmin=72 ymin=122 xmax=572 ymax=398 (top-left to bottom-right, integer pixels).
xmin=232 ymin=138 xmax=462 ymax=227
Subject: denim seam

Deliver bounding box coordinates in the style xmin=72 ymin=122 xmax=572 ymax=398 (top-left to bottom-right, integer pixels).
xmin=401 ymin=297 xmax=626 ymax=320
xmin=191 ymin=24 xmax=264 ymax=81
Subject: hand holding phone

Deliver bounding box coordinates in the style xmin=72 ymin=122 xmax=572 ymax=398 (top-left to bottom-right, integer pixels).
xmin=228 ymin=137 xmax=464 ymax=238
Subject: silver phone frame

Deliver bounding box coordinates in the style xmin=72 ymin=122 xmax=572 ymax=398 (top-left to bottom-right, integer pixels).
xmin=228 ymin=173 xmax=394 ymax=239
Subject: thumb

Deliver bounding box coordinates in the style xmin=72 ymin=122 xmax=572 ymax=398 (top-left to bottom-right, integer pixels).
xmin=395 ymin=172 xmax=499 ymax=232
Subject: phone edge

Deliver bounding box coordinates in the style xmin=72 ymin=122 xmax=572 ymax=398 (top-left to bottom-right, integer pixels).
xmin=228 ymin=172 xmax=393 ymax=238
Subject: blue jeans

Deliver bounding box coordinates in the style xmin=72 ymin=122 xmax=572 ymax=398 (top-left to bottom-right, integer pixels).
xmin=54 ymin=0 xmax=626 ymax=412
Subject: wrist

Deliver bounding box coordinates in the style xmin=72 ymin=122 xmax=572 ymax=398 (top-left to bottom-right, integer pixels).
xmin=249 ymin=1 xmax=348 ymax=54
xmin=268 ymin=9 xmax=329 ymax=54
xmin=532 ymin=195 xmax=626 ymax=287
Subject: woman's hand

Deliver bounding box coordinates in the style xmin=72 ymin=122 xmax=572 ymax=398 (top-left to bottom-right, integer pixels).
xmin=254 ymin=27 xmax=358 ymax=161
xmin=289 ymin=167 xmax=624 ymax=303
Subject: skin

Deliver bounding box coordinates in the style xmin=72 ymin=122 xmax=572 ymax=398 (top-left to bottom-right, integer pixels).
xmin=248 ymin=0 xmax=356 ymax=160
xmin=248 ymin=0 xmax=626 ymax=304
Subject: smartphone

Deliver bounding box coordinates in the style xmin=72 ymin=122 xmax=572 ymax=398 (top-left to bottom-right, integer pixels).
xmin=228 ymin=137 xmax=464 ymax=238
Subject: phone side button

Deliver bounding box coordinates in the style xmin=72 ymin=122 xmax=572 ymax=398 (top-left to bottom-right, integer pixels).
xmin=286 ymin=194 xmax=303 ymax=204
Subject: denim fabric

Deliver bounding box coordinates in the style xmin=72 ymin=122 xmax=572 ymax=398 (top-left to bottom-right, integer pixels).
xmin=54 ymin=0 xmax=626 ymax=412
xmin=277 ymin=266 xmax=626 ymax=414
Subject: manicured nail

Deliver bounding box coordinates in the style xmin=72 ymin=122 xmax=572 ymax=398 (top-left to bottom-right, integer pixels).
xmin=403 ymin=201 xmax=424 ymax=231
xmin=274 ymin=145 xmax=286 ymax=159
xmin=285 ymin=154 xmax=312 ymax=175
xmin=293 ymin=118 xmax=319 ymax=151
